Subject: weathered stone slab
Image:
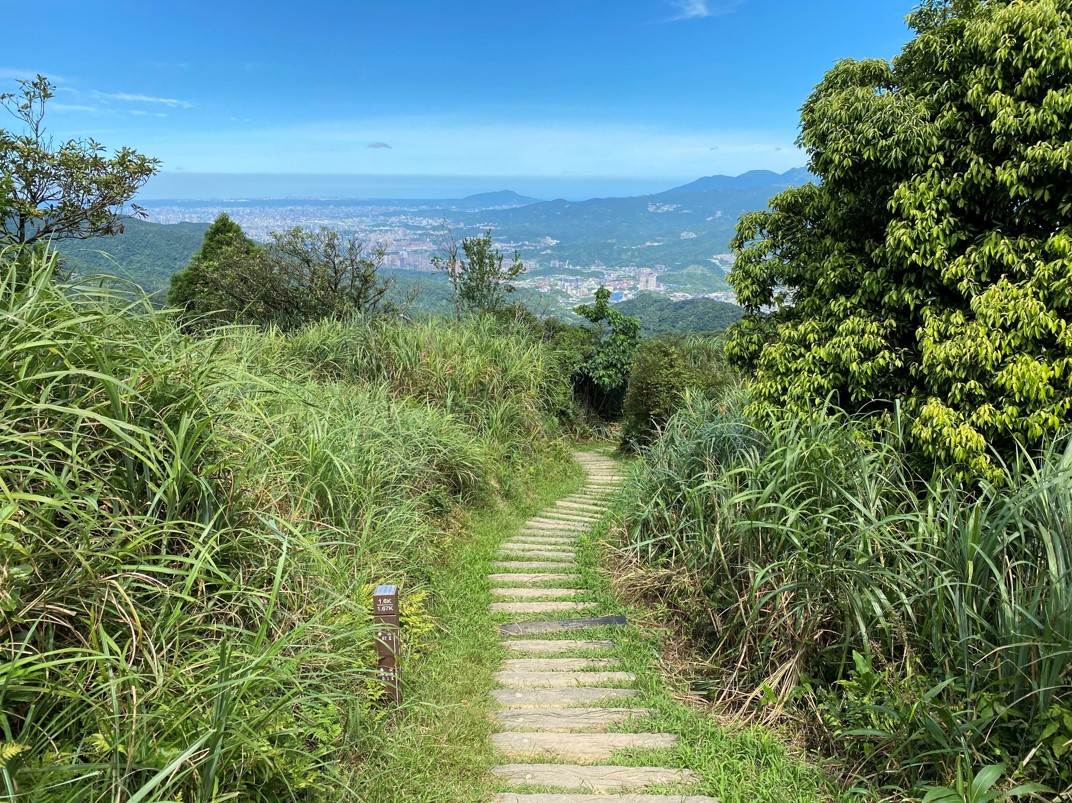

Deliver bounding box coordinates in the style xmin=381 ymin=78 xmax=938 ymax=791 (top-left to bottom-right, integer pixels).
xmin=491 ymin=561 xmax=578 ymax=571
xmin=494 ymin=795 xmax=719 ymax=802
xmin=491 ymin=687 xmax=637 ymax=708
xmin=491 ymin=588 xmax=580 ymax=599
xmin=491 ymin=707 xmax=651 ymax=732
xmin=501 ymin=658 xmax=616 ymax=672
xmin=517 ymin=529 xmax=584 ymax=538
xmin=524 ymin=521 xmax=588 ymax=531
xmin=499 ymin=615 xmax=627 ymax=635
xmin=503 ymin=535 xmax=576 ymax=544
xmin=492 ymin=732 xmax=677 ymax=760
xmin=494 ymin=670 xmax=634 ymax=688
xmin=556 ymin=501 xmax=607 ymax=513
xmin=491 ymin=601 xmax=595 ymax=615
xmin=488 ymin=573 xmax=574 ymax=585
xmin=503 ymin=639 xmax=615 ymax=654
xmin=491 ymin=764 xmax=697 ymax=792
xmin=495 ymin=549 xmax=576 ymax=561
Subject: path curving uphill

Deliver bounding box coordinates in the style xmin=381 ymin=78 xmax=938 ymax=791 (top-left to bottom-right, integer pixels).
xmin=488 ymin=451 xmax=718 ymax=802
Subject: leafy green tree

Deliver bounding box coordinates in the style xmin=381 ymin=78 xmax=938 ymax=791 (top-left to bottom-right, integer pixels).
xmin=0 ymin=75 xmax=159 ymax=248
xmin=621 ymin=334 xmax=735 ymax=450
xmin=168 ymin=213 xmax=259 ymax=315
xmin=573 ymin=286 xmax=641 ymax=417
xmin=432 ymin=230 xmax=525 ymax=317
xmin=171 ymin=223 xmax=392 ymax=331
xmin=727 ymin=0 xmax=1072 ymax=477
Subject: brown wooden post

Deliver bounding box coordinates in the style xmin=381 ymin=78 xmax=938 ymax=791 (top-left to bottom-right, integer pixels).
xmin=373 ymin=584 xmax=401 ymax=703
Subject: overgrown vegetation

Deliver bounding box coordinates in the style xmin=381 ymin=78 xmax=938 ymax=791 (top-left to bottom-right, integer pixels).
xmin=168 ymin=215 xmax=394 ymax=331
xmin=618 ymin=390 xmax=1070 ymax=798
xmin=620 ymin=333 xmax=736 ymax=450
xmin=0 ymin=248 xmax=570 ymax=800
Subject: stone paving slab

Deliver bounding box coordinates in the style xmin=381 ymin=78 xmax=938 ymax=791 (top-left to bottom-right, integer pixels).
xmin=492 ymin=731 xmax=677 ymax=760
xmin=496 ymin=554 xmax=575 ymax=565
xmin=502 ymin=658 xmax=617 ymax=672
xmin=503 ymin=536 xmax=577 ymax=544
xmin=525 ymin=516 xmax=591 ymax=529
xmin=494 ymin=795 xmax=719 ymax=802
xmin=556 ymin=501 xmax=608 ymax=512
xmin=491 ymin=588 xmax=581 ymax=599
xmin=491 ymin=764 xmax=697 ymax=792
xmin=499 ymin=615 xmax=627 ymax=635
xmin=497 ymin=547 xmax=577 ymax=559
xmin=491 ymin=707 xmax=652 ymax=732
xmin=491 ymin=687 xmax=638 ymax=708
xmin=491 ymin=601 xmax=596 ymax=615
xmin=489 ymin=573 xmax=575 ymax=585
xmin=492 ymin=561 xmax=579 ymax=571
xmin=495 ymin=670 xmax=635 ymax=688
xmin=503 ymin=639 xmax=615 ymax=654
xmin=517 ymin=530 xmax=585 ymax=538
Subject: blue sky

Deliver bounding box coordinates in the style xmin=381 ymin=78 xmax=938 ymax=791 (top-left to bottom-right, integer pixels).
xmin=3 ymin=0 xmax=917 ymax=198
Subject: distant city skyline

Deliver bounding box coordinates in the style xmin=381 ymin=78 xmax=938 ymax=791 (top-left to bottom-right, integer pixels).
xmin=4 ymin=0 xmax=917 ymax=199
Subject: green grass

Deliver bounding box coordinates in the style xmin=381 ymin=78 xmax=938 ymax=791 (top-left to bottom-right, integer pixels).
xmin=0 ymin=250 xmax=575 ymax=802
xmin=346 ymin=451 xmax=583 ymax=801
xmin=337 ymin=443 xmax=843 ymax=802
xmin=615 ymin=390 xmax=1072 ymax=798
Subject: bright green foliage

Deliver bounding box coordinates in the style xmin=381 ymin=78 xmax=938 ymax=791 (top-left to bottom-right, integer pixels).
xmin=728 ymin=0 xmax=1072 ymax=477
xmin=0 ymin=75 xmax=159 ymax=249
xmin=620 ymin=393 xmax=1072 ymax=795
xmin=621 ymin=334 xmax=736 ymax=450
xmin=170 ymin=221 xmax=392 ymax=331
xmin=572 ymin=286 xmax=641 ymax=416
xmin=432 ymin=229 xmax=525 ymax=317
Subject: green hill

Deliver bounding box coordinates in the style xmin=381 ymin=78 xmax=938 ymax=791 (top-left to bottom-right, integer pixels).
xmin=57 ymin=218 xmax=207 ymax=296
xmin=615 ymin=292 xmax=743 ymax=336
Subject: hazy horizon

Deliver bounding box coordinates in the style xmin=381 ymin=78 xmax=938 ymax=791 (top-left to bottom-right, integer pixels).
xmin=137 ymin=167 xmax=807 ymax=203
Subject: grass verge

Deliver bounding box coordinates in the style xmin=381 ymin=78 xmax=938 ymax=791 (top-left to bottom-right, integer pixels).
xmin=345 ymin=452 xmax=583 ymax=801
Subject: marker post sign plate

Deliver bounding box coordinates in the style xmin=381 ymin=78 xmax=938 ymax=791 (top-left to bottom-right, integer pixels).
xmin=373 ymin=584 xmax=401 ymax=702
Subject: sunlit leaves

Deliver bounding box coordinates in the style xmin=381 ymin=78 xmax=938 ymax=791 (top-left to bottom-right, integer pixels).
xmin=728 ymin=0 xmax=1072 ymax=476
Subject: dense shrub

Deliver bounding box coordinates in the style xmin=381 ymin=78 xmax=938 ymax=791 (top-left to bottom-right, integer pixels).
xmin=620 ymin=334 xmax=735 ymax=450
xmin=619 ymin=392 xmax=1072 ymax=797
xmin=0 ymin=251 xmax=566 ymax=801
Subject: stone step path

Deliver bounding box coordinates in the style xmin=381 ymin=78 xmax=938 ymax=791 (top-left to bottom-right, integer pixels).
xmin=488 ymin=451 xmax=716 ymax=802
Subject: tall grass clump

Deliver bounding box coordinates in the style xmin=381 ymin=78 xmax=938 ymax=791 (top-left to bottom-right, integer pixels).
xmin=0 ymin=250 xmax=566 ymax=801
xmin=279 ymin=314 xmax=572 ymax=489
xmin=620 ymin=390 xmax=1072 ymax=796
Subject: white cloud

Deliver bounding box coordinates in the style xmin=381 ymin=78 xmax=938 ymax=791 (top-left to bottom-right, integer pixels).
xmin=667 ymin=0 xmax=743 ymax=21
xmin=129 ymin=115 xmax=801 ymax=179
xmin=0 ymin=68 xmax=69 ymax=83
xmin=94 ymin=91 xmax=193 ymax=109
xmin=671 ymin=0 xmax=711 ymax=19
xmin=130 ymin=109 xmax=167 ymax=118
xmin=50 ymin=103 xmax=102 ymax=114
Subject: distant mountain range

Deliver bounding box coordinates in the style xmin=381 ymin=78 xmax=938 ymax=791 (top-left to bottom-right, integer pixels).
xmin=453 ymin=167 xmax=816 ymax=273
xmin=58 ymin=167 xmax=817 ymax=301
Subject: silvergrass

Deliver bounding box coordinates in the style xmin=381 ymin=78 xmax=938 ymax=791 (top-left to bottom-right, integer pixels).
xmin=620 ymin=391 xmax=1072 ymax=795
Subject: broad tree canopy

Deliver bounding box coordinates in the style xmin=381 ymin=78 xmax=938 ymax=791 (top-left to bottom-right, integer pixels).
xmin=728 ymin=0 xmax=1072 ymax=477
xmin=0 ymin=75 xmax=159 ymax=248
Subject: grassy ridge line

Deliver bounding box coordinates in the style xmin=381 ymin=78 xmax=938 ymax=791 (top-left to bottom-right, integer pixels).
xmin=0 ymin=253 xmax=572 ymax=801
xmin=347 ymin=451 xmax=584 ymax=801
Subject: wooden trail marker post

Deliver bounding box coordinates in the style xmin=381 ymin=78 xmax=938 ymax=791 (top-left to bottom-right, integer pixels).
xmin=373 ymin=584 xmax=401 ymax=703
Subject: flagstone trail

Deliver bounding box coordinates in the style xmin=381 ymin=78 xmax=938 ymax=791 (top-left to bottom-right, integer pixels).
xmin=488 ymin=451 xmax=718 ymax=802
